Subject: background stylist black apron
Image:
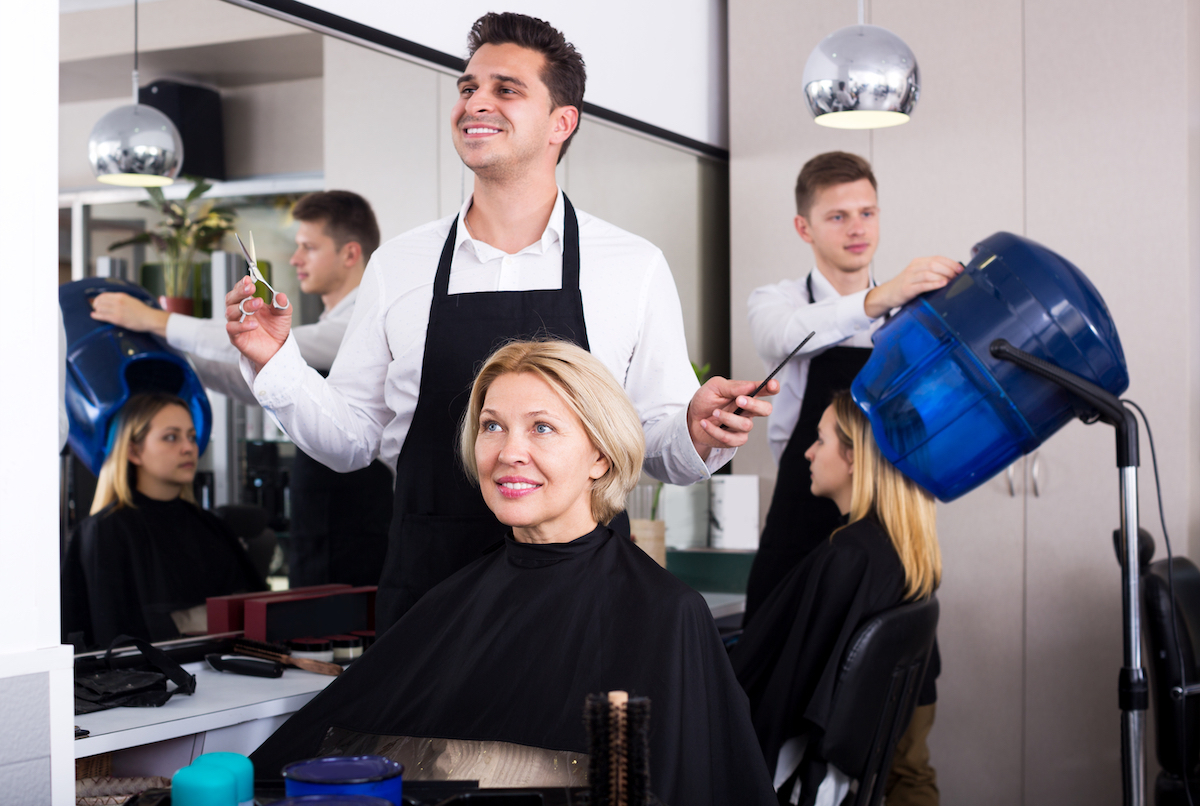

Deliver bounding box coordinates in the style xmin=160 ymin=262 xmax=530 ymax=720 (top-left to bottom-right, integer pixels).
xmin=743 ymin=274 xmax=872 ymax=626
xmin=378 ymin=197 xmax=590 ymax=632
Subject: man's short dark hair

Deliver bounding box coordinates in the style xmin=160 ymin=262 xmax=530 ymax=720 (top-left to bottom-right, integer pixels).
xmin=466 ymin=12 xmax=586 ymax=162
xmin=795 ymin=152 xmax=877 ymax=217
xmin=291 ymin=190 xmax=381 ymax=263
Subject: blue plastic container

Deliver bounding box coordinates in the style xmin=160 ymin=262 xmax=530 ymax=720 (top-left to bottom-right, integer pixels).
xmin=851 ymin=232 xmax=1128 ymax=501
xmin=282 ymin=756 xmax=404 ymax=804
xmin=60 ymin=278 xmax=211 ymax=475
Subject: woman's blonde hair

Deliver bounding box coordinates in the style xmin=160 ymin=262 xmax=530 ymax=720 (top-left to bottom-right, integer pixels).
xmin=91 ymin=393 xmax=197 ymax=515
xmin=460 ymin=340 xmax=645 ymax=526
xmin=830 ymin=390 xmax=941 ymax=600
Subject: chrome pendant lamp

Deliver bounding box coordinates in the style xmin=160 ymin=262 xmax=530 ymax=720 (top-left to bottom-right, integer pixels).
xmin=802 ymin=0 xmax=919 ymax=129
xmin=87 ymin=0 xmax=183 ymax=186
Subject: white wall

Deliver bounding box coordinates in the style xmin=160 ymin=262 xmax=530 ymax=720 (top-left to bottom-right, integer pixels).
xmin=2 ymin=3 xmax=78 ymax=804
xmin=270 ymin=0 xmax=729 ymax=149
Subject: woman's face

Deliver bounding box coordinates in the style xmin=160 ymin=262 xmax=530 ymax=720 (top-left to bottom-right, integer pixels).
xmin=129 ymin=404 xmax=198 ymax=500
xmin=475 ymin=372 xmax=610 ymax=544
xmin=805 ymin=405 xmax=854 ymax=514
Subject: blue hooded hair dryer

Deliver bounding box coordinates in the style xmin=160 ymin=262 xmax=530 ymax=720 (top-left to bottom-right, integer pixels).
xmin=852 ymin=231 xmax=1129 ymax=501
xmin=60 ymin=278 xmax=212 ymax=476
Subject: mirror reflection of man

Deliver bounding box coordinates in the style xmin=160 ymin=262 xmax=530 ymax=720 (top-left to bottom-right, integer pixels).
xmin=223 ymin=12 xmax=776 ymax=633
xmin=91 ymin=190 xmax=392 ymax=588
xmin=745 ymin=152 xmax=960 ymax=805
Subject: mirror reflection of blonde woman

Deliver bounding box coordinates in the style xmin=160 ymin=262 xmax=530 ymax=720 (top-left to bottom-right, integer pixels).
xmin=61 ymin=393 xmax=265 ymax=649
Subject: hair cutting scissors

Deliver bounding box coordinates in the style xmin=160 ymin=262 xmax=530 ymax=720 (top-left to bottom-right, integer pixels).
xmin=235 ymin=231 xmax=289 ymax=322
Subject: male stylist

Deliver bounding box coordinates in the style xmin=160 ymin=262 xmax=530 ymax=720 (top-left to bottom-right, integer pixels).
xmin=225 ymin=12 xmax=774 ymax=632
xmin=91 ymin=191 xmax=393 ymax=588
xmin=745 ymin=152 xmax=959 ymax=805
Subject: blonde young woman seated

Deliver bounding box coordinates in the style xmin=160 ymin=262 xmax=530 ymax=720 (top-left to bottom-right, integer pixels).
xmin=730 ymin=390 xmax=942 ymax=806
xmin=250 ymin=340 xmax=777 ymax=806
xmin=61 ymin=393 xmax=265 ymax=649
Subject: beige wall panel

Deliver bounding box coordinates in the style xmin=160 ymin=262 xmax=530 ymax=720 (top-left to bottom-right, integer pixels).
xmin=933 ymin=473 xmax=1026 ymax=805
xmin=61 ymin=0 xmax=304 ymax=62
xmin=1023 ymin=0 xmax=1193 ymax=801
xmin=871 ymin=2 xmax=1026 ymax=802
xmin=323 ymin=39 xmax=440 ymax=243
xmin=1191 ymin=0 xmax=1200 ymax=558
xmin=222 ymin=77 xmax=323 ymax=179
xmin=1023 ymin=428 xmax=1125 ymax=804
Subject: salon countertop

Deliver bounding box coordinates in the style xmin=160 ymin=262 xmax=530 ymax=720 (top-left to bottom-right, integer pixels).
xmin=74 ymin=660 xmax=336 ymax=757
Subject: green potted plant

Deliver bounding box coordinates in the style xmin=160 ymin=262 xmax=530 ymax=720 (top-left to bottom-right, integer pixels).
xmin=110 ymin=177 xmax=237 ymax=315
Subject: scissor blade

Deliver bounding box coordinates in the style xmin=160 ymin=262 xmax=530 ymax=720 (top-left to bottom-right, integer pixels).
xmin=247 ymin=231 xmax=257 ymax=266
xmin=235 ymin=233 xmax=255 ymax=269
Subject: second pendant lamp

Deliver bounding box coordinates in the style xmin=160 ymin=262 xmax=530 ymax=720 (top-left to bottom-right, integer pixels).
xmin=802 ymin=3 xmax=920 ymax=130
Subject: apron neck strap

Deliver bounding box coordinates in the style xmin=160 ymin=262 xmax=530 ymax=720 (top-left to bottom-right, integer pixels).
xmin=433 ymin=194 xmax=582 ymax=299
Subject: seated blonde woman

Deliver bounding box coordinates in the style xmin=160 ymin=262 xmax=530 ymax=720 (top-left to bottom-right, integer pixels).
xmin=730 ymin=390 xmax=942 ymax=805
xmin=250 ymin=340 xmax=776 ymax=806
xmin=61 ymin=392 xmax=265 ymax=649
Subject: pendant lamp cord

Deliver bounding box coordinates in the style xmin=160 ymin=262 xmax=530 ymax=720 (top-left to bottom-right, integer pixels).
xmin=131 ymin=0 xmax=139 ymax=103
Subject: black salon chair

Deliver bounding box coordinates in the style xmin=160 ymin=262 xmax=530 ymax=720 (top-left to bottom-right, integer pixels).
xmin=810 ymin=596 xmax=939 ymax=806
xmin=1142 ymin=556 xmax=1200 ymax=805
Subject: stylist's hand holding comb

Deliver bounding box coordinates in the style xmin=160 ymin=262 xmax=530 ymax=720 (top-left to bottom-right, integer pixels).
xmin=687 ymin=376 xmax=779 ymax=459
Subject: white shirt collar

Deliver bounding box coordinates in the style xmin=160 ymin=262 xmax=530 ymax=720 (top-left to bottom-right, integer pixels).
xmin=809 ymin=266 xmax=876 ymax=301
xmin=454 ymin=187 xmax=566 ymax=260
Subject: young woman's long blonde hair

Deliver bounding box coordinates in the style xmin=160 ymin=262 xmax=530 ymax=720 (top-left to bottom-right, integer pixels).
xmin=91 ymin=393 xmax=197 ymax=515
xmin=830 ymin=390 xmax=941 ymax=600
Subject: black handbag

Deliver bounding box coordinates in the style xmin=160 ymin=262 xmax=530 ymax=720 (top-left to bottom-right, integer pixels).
xmin=74 ymin=634 xmax=197 ymax=715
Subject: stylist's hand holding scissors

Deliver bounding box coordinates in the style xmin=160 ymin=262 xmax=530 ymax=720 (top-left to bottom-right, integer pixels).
xmin=225 ymin=274 xmax=291 ymax=370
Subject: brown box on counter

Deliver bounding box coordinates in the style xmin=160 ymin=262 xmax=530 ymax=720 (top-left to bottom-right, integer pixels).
xmin=243 ymin=586 xmax=377 ymax=644
xmin=207 ymin=584 xmax=352 ymax=634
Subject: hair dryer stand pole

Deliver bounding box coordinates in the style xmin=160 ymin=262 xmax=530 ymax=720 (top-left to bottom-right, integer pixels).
xmin=991 ymin=339 xmax=1145 ymax=806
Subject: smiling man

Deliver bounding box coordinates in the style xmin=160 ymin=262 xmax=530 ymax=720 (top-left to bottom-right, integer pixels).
xmin=224 ymin=12 xmax=777 ymax=632
xmin=744 ymin=151 xmax=959 ymax=806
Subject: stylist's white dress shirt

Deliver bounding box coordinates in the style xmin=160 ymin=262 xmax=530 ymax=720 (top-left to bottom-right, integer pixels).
xmin=167 ymin=288 xmax=357 ymax=407
xmin=748 ymin=269 xmax=882 ymax=462
xmin=243 ymin=190 xmax=727 ymax=484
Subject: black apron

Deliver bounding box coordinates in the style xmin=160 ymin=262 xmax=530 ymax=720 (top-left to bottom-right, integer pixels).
xmin=744 ymin=273 xmax=873 ymax=626
xmin=379 ymin=196 xmax=591 ymax=632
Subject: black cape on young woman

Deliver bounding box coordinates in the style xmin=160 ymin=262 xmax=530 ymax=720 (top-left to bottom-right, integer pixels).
xmin=61 ymin=492 xmax=265 ymax=649
xmin=251 ymin=524 xmax=777 ymax=806
xmin=729 ymin=515 xmax=908 ymax=777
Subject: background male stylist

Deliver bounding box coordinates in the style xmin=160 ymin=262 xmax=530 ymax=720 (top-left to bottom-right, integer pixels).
xmin=745 ymin=151 xmax=959 ymax=805
xmin=224 ymin=12 xmax=775 ymax=632
xmin=91 ymin=190 xmax=392 ymax=588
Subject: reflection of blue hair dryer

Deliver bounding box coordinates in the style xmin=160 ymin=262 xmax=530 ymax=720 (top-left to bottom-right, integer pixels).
xmin=853 ymin=232 xmax=1128 ymax=501
xmin=60 ymin=278 xmax=212 ymax=476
